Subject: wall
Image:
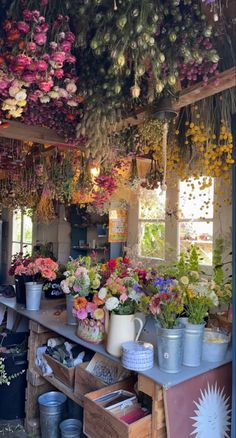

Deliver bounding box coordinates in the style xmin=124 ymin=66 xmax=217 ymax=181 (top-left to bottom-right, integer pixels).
xmin=35 ymin=205 xmax=71 ymax=264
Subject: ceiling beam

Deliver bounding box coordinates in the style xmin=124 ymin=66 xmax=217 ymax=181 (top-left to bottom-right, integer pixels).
xmin=0 ymin=120 xmax=71 ymax=146
xmin=113 ymin=66 xmax=236 ymax=130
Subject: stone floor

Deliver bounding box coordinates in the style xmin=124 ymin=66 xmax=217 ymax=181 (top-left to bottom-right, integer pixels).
xmin=0 ymin=421 xmax=36 ymax=438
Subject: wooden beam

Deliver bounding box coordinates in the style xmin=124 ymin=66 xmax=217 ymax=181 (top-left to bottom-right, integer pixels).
xmin=113 ymin=66 xmax=236 ymax=130
xmin=0 ymin=120 xmax=71 ymax=146
xmin=174 ymin=66 xmax=236 ymax=110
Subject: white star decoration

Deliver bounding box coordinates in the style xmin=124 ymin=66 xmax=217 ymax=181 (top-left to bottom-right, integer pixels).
xmin=190 ymin=382 xmax=231 ymax=438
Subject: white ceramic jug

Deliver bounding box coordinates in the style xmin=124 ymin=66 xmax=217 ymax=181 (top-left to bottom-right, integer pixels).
xmin=106 ymin=313 xmax=144 ymax=357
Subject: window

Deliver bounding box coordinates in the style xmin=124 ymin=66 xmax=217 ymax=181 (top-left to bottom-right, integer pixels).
xmin=138 ymin=187 xmax=166 ymax=259
xmin=178 ymin=177 xmax=214 ymax=266
xmin=12 ymin=210 xmax=33 ymax=256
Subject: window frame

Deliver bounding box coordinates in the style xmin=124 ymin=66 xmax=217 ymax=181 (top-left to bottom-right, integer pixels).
xmin=138 ymin=188 xmax=166 ymax=261
xmin=11 ymin=209 xmax=33 ymax=257
xmin=177 ymin=178 xmax=214 ymax=267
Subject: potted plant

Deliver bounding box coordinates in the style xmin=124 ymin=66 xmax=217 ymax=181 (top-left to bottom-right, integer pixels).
xmin=13 ymin=257 xmax=58 ymax=311
xmin=147 ymin=276 xmax=184 ymax=373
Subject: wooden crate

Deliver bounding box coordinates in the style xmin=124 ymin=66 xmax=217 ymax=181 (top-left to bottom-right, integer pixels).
xmin=74 ymin=361 xmax=107 ymax=396
xmin=43 ymin=353 xmax=75 ymax=388
xmin=84 ymin=381 xmax=152 ymax=438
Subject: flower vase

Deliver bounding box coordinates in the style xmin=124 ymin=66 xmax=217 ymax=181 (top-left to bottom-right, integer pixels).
xmin=183 ymin=322 xmax=205 ymax=367
xmin=66 ymin=294 xmax=77 ymax=326
xmin=156 ymin=323 xmax=184 ymax=373
xmin=106 ymin=313 xmax=144 ymax=357
xmin=15 ymin=275 xmax=32 ymax=305
xmin=25 ymin=282 xmax=43 ymax=311
xmin=76 ymin=318 xmax=104 ymax=344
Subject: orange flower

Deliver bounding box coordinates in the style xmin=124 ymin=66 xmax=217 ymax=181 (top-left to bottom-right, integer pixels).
xmin=93 ymin=294 xmax=104 ymax=306
xmin=74 ymin=296 xmax=88 ymax=311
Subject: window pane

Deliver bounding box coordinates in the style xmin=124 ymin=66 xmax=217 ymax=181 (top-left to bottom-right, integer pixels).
xmin=139 ymin=222 xmax=165 ymax=259
xmin=139 ymin=187 xmax=166 ymax=219
xmin=12 ymin=242 xmax=21 ymax=256
xmin=22 ymin=244 xmax=32 ymax=255
xmin=12 ymin=210 xmax=22 ymax=242
xmin=23 ymin=214 xmax=33 ymax=243
xmin=179 ymin=221 xmax=213 ymax=265
xmin=179 ymin=177 xmax=214 ymax=220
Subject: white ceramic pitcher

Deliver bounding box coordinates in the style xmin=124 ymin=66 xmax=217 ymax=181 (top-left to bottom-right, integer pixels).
xmin=106 ymin=313 xmax=144 ymax=357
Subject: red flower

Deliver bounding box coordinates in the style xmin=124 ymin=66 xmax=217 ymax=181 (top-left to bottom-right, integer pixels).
xmin=107 ymin=259 xmax=117 ymax=271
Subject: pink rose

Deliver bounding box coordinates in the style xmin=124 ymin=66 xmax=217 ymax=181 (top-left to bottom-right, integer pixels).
xmin=51 ymin=51 xmax=66 ymax=63
xmin=32 ymin=10 xmax=40 ymax=20
xmin=86 ymin=302 xmax=97 ymax=316
xmin=34 ymin=33 xmax=47 ymax=45
xmin=53 ymin=69 xmax=64 ymax=79
xmin=17 ymin=21 xmax=30 ymax=33
xmin=42 ymin=54 xmax=50 ymax=61
xmin=65 ymin=55 xmax=76 ymax=64
xmin=15 ymin=54 xmax=31 ymax=66
xmin=76 ymin=308 xmax=87 ymax=320
xmin=41 ymin=23 xmax=49 ymax=33
xmin=38 ymin=79 xmax=54 ymax=92
xmin=41 ymin=268 xmax=56 ymax=281
xmin=22 ymin=72 xmax=36 ymax=83
xmin=0 ymin=79 xmax=9 ymax=90
xmin=23 ymin=9 xmax=33 ymax=21
xmin=60 ymin=41 xmax=72 ymax=52
xmin=120 ymin=293 xmax=128 ymax=302
xmin=65 ymin=32 xmax=75 ymax=43
xmin=36 ymin=60 xmax=48 ymax=71
xmin=27 ymin=42 xmax=37 ymax=52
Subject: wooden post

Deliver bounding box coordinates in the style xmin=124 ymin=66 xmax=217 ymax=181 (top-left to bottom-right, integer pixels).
xmin=138 ymin=375 xmax=167 ymax=438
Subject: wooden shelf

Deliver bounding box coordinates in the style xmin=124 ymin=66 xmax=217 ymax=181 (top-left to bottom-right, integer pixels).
xmin=36 ymin=367 xmax=84 ymax=406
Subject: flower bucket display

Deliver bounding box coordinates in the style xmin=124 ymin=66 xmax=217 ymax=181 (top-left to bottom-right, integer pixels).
xmin=66 ymin=294 xmax=77 ymax=326
xmin=76 ymin=318 xmax=104 ymax=344
xmin=25 ymin=282 xmax=43 ymax=311
xmin=183 ymin=322 xmax=205 ymax=367
xmin=106 ymin=313 xmax=143 ymax=358
xmin=156 ymin=324 xmax=184 ymax=373
xmin=15 ymin=275 xmax=32 ymax=305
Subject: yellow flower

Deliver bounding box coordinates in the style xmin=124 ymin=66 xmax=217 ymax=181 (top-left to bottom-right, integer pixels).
xmin=17 ymin=100 xmax=27 ymax=107
xmin=93 ymin=308 xmax=105 ymax=321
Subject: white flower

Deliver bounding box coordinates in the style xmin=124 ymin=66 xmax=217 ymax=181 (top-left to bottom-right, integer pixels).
xmin=180 ymin=276 xmax=189 ymax=285
xmin=9 ymin=86 xmax=20 ymax=97
xmin=98 ymin=287 xmax=107 ymax=300
xmin=15 ymin=90 xmax=27 ymax=101
xmin=67 ymin=100 xmax=78 ymax=107
xmin=40 ymin=95 xmax=50 ymax=103
xmin=60 ymin=280 xmax=70 ymax=294
xmin=58 ymin=88 xmax=68 ymax=98
xmin=66 ymin=82 xmax=77 ymax=94
xmin=3 ymin=98 xmax=16 ymax=107
xmin=208 ymin=291 xmax=219 ymax=307
xmin=48 ymin=91 xmax=59 ymax=99
xmin=105 ymin=297 xmax=119 ymax=311
xmin=128 ymin=289 xmax=139 ymax=302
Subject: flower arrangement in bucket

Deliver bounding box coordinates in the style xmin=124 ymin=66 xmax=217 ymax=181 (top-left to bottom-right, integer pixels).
xmin=146 ymin=276 xmax=184 ymax=373
xmin=99 ymin=259 xmax=145 ymax=357
xmin=12 ymin=256 xmax=58 ymax=311
xmin=179 ymin=275 xmax=219 ymax=367
xmin=61 ymin=256 xmax=105 ymax=342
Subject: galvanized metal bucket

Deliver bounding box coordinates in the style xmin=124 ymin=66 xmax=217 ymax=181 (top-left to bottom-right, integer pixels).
xmin=66 ymin=294 xmax=77 ymax=325
xmin=183 ymin=322 xmax=205 ymax=367
xmin=156 ymin=324 xmax=184 ymax=373
xmin=25 ymin=282 xmax=42 ymax=311
xmin=60 ymin=419 xmax=82 ymax=438
xmin=38 ymin=391 xmax=67 ymax=438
